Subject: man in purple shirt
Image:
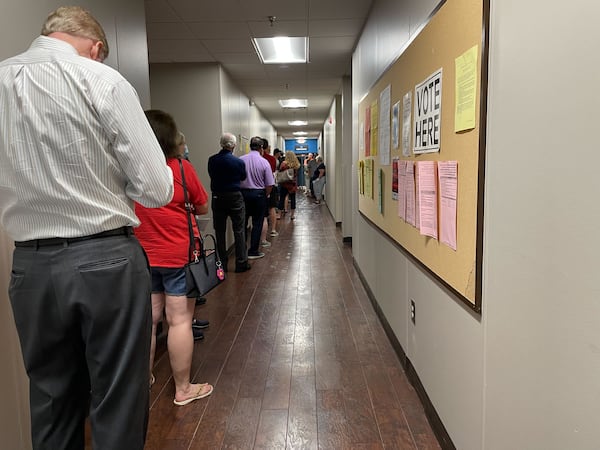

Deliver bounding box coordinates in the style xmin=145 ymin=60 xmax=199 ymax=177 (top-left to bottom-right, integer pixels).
xmin=240 ymin=136 xmax=275 ymax=259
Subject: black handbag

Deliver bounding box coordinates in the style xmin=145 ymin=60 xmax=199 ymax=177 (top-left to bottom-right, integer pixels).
xmin=178 ymin=159 xmax=225 ymax=298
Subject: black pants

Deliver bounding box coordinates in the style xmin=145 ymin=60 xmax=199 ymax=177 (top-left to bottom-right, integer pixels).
xmin=9 ymin=233 xmax=152 ymax=450
xmin=211 ymin=191 xmax=247 ymax=270
xmin=241 ymin=189 xmax=266 ymax=255
xmin=278 ymin=188 xmax=296 ymax=211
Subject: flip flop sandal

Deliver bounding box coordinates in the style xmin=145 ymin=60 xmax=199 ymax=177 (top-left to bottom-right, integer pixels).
xmin=173 ymin=383 xmax=214 ymax=406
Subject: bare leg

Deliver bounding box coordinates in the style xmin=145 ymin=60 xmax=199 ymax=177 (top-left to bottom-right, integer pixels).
xmin=269 ymin=206 xmax=277 ymax=233
xmin=149 ymin=293 xmax=165 ymax=384
xmin=164 ymin=294 xmax=211 ymax=403
xmin=260 ymin=217 xmax=268 ymax=242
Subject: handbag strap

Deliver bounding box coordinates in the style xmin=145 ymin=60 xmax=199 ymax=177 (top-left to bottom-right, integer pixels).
xmin=178 ymin=158 xmax=221 ymax=264
xmin=178 ymin=158 xmax=200 ymax=262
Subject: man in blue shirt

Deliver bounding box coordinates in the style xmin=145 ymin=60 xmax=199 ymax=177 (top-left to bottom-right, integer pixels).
xmin=208 ymin=133 xmax=250 ymax=272
xmin=239 ymin=136 xmax=275 ymax=259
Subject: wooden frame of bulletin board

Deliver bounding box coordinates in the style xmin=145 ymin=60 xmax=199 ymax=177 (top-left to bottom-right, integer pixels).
xmin=358 ymin=0 xmax=490 ymax=312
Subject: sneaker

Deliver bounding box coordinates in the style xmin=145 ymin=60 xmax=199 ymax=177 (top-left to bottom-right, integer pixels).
xmin=192 ymin=319 xmax=210 ymax=329
xmin=193 ymin=328 xmax=204 ymax=341
xmin=247 ymin=252 xmax=265 ymax=260
xmin=260 ymin=240 xmax=271 ymax=247
xmin=269 ymin=230 xmax=279 ymax=237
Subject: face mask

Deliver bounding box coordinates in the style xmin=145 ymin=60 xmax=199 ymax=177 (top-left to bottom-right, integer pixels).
xmin=183 ymin=145 xmax=189 ymax=159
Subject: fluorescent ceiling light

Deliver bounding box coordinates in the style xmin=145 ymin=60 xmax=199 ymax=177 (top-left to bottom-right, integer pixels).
xmin=293 ymin=131 xmax=308 ymax=136
xmin=279 ymin=98 xmax=308 ymax=109
xmin=253 ymin=37 xmax=308 ymax=64
xmin=288 ymin=120 xmax=308 ymax=126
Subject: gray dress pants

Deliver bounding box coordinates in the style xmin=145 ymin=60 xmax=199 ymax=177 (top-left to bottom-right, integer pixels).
xmin=9 ymin=232 xmax=152 ymax=450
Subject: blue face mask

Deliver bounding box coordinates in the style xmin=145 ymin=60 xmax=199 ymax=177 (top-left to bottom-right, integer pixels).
xmin=183 ymin=145 xmax=189 ymax=159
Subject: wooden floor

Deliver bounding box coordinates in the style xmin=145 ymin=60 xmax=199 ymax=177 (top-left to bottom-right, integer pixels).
xmin=144 ymin=192 xmax=440 ymax=450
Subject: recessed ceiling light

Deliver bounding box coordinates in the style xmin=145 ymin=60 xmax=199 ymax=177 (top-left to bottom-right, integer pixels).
xmin=288 ymin=120 xmax=308 ymax=126
xmin=253 ymin=37 xmax=308 ymax=64
xmin=279 ymin=98 xmax=308 ymax=108
xmin=293 ymin=131 xmax=308 ymax=136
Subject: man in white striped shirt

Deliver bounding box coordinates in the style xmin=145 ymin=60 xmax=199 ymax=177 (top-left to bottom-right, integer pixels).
xmin=0 ymin=7 xmax=173 ymax=450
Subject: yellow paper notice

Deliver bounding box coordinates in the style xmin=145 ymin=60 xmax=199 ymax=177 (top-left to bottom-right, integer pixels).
xmin=454 ymin=45 xmax=478 ymax=132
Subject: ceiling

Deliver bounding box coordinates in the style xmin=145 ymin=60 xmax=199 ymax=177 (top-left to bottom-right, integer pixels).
xmin=144 ymin=0 xmax=374 ymax=138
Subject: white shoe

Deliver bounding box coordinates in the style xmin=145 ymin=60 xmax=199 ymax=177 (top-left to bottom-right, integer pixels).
xmin=248 ymin=252 xmax=265 ymax=260
xmin=270 ymin=230 xmax=279 ymax=237
xmin=260 ymin=240 xmax=271 ymax=247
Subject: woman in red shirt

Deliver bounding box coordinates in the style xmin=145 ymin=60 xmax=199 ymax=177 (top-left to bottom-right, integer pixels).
xmin=135 ymin=110 xmax=213 ymax=405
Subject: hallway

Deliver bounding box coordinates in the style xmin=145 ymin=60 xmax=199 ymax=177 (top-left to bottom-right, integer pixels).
xmin=145 ymin=193 xmax=440 ymax=449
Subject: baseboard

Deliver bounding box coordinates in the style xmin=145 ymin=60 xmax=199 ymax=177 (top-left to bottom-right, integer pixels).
xmin=405 ymin=359 xmax=456 ymax=450
xmin=353 ymin=260 xmax=455 ymax=450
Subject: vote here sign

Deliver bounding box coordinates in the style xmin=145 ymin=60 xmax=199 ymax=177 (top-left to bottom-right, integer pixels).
xmin=413 ymin=68 xmax=442 ymax=154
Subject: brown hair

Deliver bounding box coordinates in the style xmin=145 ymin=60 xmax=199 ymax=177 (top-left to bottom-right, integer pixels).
xmin=144 ymin=110 xmax=179 ymax=158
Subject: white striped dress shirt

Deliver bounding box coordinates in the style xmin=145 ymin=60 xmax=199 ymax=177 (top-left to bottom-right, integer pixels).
xmin=0 ymin=36 xmax=173 ymax=241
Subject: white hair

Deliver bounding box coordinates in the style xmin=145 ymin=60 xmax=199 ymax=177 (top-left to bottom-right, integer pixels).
xmin=220 ymin=132 xmax=237 ymax=150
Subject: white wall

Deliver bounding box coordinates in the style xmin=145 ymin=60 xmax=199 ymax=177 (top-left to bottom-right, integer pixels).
xmin=353 ymin=0 xmax=600 ymax=449
xmin=483 ymin=1 xmax=600 ymax=448
xmin=0 ymin=2 xmax=150 ymax=448
xmin=323 ymin=96 xmax=341 ymax=221
xmin=341 ymin=76 xmax=353 ymax=239
xmin=219 ymin=67 xmax=251 ymax=140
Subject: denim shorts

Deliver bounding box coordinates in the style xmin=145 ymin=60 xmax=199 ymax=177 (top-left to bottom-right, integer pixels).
xmin=151 ymin=267 xmax=187 ymax=296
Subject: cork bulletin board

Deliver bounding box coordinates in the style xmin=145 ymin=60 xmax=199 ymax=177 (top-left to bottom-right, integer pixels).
xmin=358 ymin=0 xmax=490 ymax=311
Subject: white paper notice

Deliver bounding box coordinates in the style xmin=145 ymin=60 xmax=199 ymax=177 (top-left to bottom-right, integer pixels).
xmin=438 ymin=161 xmax=458 ymax=250
xmin=405 ymin=161 xmax=416 ymax=227
xmin=379 ymin=84 xmax=391 ymax=166
xmin=392 ymin=101 xmax=400 ymax=150
xmin=398 ymin=160 xmax=407 ymax=220
xmin=417 ymin=161 xmax=438 ymax=239
xmin=359 ymin=122 xmax=365 ymax=153
xmin=402 ymin=91 xmax=412 ymax=157
xmin=413 ymin=69 xmax=442 ymax=154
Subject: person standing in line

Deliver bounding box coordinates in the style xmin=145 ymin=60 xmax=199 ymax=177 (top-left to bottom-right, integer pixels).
xmin=135 ymin=111 xmax=213 ymax=406
xmin=260 ymin=138 xmax=279 ymax=245
xmin=240 ymin=136 xmax=274 ymax=260
xmin=273 ymin=148 xmax=285 ymax=219
xmin=277 ymin=151 xmax=301 ymax=220
xmin=306 ymin=152 xmax=319 ymax=197
xmin=0 ymin=7 xmax=173 ymax=449
xmin=174 ymin=131 xmax=210 ymax=339
xmin=208 ymin=132 xmax=251 ymax=273
xmin=312 ymin=155 xmax=327 ymax=204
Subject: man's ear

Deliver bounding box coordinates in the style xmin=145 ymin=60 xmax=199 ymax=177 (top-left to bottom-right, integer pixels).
xmin=91 ymin=41 xmax=105 ymax=63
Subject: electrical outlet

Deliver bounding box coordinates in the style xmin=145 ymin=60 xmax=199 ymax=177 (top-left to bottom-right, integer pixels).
xmin=410 ymin=299 xmax=416 ymax=324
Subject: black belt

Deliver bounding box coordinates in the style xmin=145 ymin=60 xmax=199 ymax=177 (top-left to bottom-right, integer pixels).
xmin=15 ymin=227 xmax=133 ymax=248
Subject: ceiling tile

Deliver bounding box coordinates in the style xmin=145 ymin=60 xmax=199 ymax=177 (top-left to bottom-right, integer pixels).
xmin=186 ymin=22 xmax=250 ymax=40
xmin=201 ymin=39 xmax=255 ymax=54
xmin=146 ymin=22 xmax=195 ymax=39
xmin=145 ymin=0 xmax=180 ymax=22
xmin=309 ymin=19 xmax=364 ymax=37
xmin=248 ymin=20 xmax=309 ymax=38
